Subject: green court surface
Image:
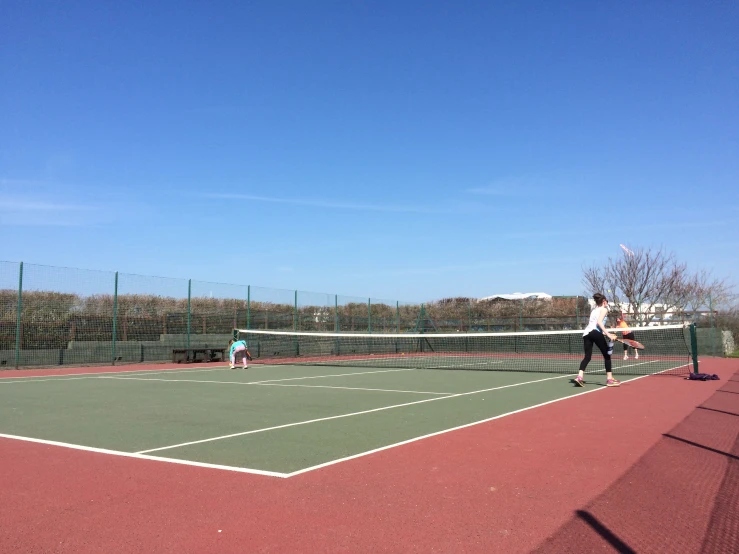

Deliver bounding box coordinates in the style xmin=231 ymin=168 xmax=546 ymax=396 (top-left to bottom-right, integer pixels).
xmin=0 ymin=364 xmax=652 ymax=476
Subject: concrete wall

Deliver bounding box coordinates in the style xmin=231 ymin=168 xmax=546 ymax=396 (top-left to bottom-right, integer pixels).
xmin=0 ymin=333 xmax=232 ymax=368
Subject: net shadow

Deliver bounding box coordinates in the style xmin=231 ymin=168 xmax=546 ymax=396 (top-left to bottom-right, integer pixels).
xmin=533 ymin=369 xmax=739 ymax=554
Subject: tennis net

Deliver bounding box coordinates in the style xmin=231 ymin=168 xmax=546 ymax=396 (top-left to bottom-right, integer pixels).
xmin=235 ymin=324 xmax=695 ymax=375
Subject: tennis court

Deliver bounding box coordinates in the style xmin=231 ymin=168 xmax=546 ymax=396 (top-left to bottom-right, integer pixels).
xmin=0 ymin=350 xmax=691 ymax=477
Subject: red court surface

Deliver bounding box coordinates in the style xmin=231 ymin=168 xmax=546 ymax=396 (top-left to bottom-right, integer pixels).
xmin=1 ymin=358 xmax=737 ymax=553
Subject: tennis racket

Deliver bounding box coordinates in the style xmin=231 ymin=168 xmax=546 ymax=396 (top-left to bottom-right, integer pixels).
xmin=245 ymin=349 xmax=253 ymax=361
xmin=614 ymin=337 xmax=644 ymax=350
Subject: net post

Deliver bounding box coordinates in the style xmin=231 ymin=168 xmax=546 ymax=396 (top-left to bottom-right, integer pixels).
xmin=689 ymin=323 xmax=699 ymax=373
xmin=247 ymin=285 xmax=251 ymax=330
xmin=708 ymin=294 xmax=716 ymax=356
xmin=187 ymin=279 xmax=191 ymax=348
xmin=368 ymin=298 xmax=372 ymax=333
xmin=14 ymin=262 xmax=23 ymax=369
xmin=112 ymin=272 xmax=118 ymax=365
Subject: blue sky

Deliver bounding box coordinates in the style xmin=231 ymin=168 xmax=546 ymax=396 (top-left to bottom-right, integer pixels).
xmin=1 ymin=1 xmax=737 ymax=303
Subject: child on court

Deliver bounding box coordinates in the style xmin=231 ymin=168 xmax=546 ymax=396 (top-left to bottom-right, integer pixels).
xmin=574 ymin=293 xmax=620 ymax=387
xmin=616 ymin=314 xmax=638 ymax=360
xmin=228 ymin=338 xmax=250 ymax=369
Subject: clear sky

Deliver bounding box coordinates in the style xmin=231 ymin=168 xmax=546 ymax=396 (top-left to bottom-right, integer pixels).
xmin=1 ymin=1 xmax=737 ymax=303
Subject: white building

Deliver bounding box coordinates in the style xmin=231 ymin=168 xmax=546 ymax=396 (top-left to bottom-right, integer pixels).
xmin=478 ymin=292 xmax=553 ymax=302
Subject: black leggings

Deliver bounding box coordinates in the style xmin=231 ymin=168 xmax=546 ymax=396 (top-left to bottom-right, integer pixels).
xmin=622 ymin=332 xmax=635 ymax=352
xmin=579 ymin=330 xmax=612 ymax=373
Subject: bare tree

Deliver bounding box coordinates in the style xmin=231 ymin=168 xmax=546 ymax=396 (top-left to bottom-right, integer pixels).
xmin=582 ymin=246 xmax=690 ymax=325
xmin=684 ymin=270 xmax=735 ymax=312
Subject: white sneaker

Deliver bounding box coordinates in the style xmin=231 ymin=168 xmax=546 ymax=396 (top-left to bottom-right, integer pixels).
xmin=623 ymin=354 xmax=628 ymax=360
xmin=229 ymin=364 xmax=235 ymax=369
xmin=635 ymin=352 xmax=639 ymax=359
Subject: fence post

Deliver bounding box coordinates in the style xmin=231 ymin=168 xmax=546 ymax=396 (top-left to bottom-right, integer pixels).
xmin=247 ymin=285 xmax=251 ymax=330
xmin=368 ymin=298 xmax=372 ymax=333
xmin=14 ymin=262 xmax=23 ymax=369
xmin=335 ymin=295 xmax=339 ymax=332
xmin=575 ymin=296 xmax=580 ymax=329
xmin=294 ymin=290 xmax=298 ymax=331
xmin=187 ymin=279 xmax=191 ymax=348
xmin=519 ymin=299 xmax=523 ymax=331
xmin=396 ymin=301 xmax=399 ymax=333
xmin=112 ymin=272 xmax=118 ymax=365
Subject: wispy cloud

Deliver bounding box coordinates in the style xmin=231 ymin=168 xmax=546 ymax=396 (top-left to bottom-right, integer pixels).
xmin=467 ymin=170 xmax=589 ymax=197
xmin=0 ymin=177 xmax=157 ymax=226
xmin=201 ymin=193 xmax=474 ymax=214
xmin=0 ymin=190 xmax=100 ymax=227
xmin=344 ymin=256 xmax=582 ymax=279
xmin=0 ymin=199 xmax=96 ymax=212
xmin=0 ymin=178 xmax=46 ymax=187
xmin=494 ymin=218 xmax=736 ymax=241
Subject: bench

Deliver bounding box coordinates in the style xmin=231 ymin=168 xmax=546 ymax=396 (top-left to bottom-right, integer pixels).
xmin=172 ymin=347 xmax=227 ymax=364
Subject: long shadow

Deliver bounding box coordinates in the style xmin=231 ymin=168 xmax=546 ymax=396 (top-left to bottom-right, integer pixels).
xmin=576 ymin=511 xmax=637 ymax=554
xmin=664 ymin=433 xmax=739 ymax=461
xmin=699 ymin=431 xmax=739 ymax=553
xmin=534 ymin=368 xmax=739 ymax=553
xmin=717 ymin=389 xmax=739 ymax=395
xmin=697 ymin=406 xmax=739 ymax=418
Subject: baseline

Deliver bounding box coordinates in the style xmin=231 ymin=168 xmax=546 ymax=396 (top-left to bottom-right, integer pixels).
xmin=0 ymin=433 xmax=288 ymax=478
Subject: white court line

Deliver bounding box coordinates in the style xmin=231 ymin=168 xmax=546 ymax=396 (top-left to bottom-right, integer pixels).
xmin=0 ymin=365 xmax=233 ymax=383
xmin=250 ymin=367 xmax=417 ymax=384
xmin=285 ymin=365 xmax=683 ymax=477
xmin=135 ymin=372 xmax=583 ymax=454
xmin=138 ymin=359 xmax=684 ymax=456
xmin=0 ymin=362 xmax=692 ymax=479
xmin=99 ymin=375 xmax=451 ymax=395
xmin=0 ymin=358 xmax=662 ymax=385
xmin=0 ymin=433 xmax=288 ymax=478
xmin=254 ymin=383 xmax=451 ymax=395
xmin=428 ymin=360 xmax=506 ymax=369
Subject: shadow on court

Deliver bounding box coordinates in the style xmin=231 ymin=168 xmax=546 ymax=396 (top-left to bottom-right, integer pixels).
xmin=533 ymin=365 xmax=739 ymax=554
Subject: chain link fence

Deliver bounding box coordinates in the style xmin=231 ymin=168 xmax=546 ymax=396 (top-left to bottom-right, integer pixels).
xmin=1 ymin=261 xmax=735 ymax=368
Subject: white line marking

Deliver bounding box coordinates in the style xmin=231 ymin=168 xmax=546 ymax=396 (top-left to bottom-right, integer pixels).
xmin=0 ymin=433 xmax=288 ymax=478
xmin=284 ymin=362 xmax=689 ymax=477
xmin=250 ymin=367 xmax=417 ymax=384
xmin=134 ymin=372 xmax=583 ymax=454
xmin=0 ymin=362 xmax=694 ymax=478
xmin=0 ymin=365 xmax=232 ymax=383
xmin=254 ymin=383 xmax=451 ymax=395
xmin=424 ymin=360 xmax=507 ymax=369
xmin=98 ymin=376 xmax=450 ymax=395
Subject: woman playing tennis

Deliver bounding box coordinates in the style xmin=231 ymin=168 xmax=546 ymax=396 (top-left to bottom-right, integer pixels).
xmin=574 ymin=293 xmax=620 ymax=387
xmin=616 ymin=314 xmax=638 ymax=360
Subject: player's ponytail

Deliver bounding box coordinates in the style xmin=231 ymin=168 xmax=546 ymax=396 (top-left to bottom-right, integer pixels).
xmin=592 ymin=293 xmax=607 ymax=306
